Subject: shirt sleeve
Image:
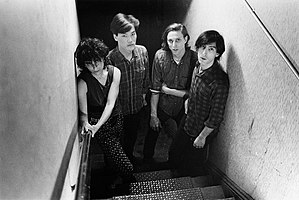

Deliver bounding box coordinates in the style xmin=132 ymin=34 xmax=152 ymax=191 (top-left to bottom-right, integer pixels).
xmin=142 ymin=48 xmax=150 ymax=94
xmin=151 ymin=52 xmax=163 ymax=91
xmin=204 ymin=84 xmax=229 ymax=129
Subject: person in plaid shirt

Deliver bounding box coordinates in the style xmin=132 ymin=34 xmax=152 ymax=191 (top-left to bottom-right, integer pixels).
xmin=169 ymin=30 xmax=229 ymax=176
xmin=107 ymin=13 xmax=150 ymax=164
xmin=143 ymin=23 xmax=197 ymax=163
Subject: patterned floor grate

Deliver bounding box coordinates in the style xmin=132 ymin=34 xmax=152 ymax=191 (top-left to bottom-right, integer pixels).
xmin=133 ymin=170 xmax=173 ymax=182
xmin=129 ymin=177 xmax=194 ymax=195
xmin=112 ymin=187 xmax=203 ymax=200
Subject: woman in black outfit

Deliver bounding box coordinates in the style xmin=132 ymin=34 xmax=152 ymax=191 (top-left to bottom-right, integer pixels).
xmin=75 ymin=38 xmax=133 ymax=185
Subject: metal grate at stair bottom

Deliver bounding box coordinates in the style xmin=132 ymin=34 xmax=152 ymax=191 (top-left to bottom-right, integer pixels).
xmin=129 ymin=177 xmax=194 ymax=195
xmin=112 ymin=187 xmax=203 ymax=200
xmin=133 ymin=170 xmax=173 ymax=182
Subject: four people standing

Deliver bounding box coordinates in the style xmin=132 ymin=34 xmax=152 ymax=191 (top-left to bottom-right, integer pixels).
xmin=76 ymin=13 xmax=229 ymax=176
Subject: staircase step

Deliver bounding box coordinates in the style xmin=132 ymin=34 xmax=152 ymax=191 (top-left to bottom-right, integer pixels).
xmin=129 ymin=177 xmax=194 ymax=195
xmin=191 ymin=175 xmax=214 ymax=187
xmin=112 ymin=187 xmax=204 ymax=199
xmin=201 ymin=185 xmax=225 ymax=199
xmin=133 ymin=170 xmax=173 ymax=182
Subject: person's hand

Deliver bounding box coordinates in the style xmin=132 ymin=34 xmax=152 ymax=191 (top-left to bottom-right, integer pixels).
xmin=89 ymin=124 xmax=100 ymax=137
xmin=150 ymin=115 xmax=162 ymax=131
xmin=184 ymin=99 xmax=189 ymax=114
xmin=143 ymin=96 xmax=147 ymax=106
xmin=80 ymin=122 xmax=93 ymax=135
xmin=161 ymin=83 xmax=169 ymax=94
xmin=193 ymin=134 xmax=206 ymax=149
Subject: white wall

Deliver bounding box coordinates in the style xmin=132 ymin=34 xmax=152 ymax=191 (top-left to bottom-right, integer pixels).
xmin=0 ymin=0 xmax=80 ymax=199
xmin=184 ymin=0 xmax=299 ymax=199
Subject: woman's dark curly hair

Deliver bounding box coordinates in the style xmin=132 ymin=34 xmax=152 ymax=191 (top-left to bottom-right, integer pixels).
xmin=74 ymin=38 xmax=109 ymax=71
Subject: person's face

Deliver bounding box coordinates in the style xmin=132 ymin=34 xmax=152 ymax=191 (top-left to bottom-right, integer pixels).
xmin=113 ymin=26 xmax=137 ymax=53
xmin=197 ymin=42 xmax=219 ymax=67
xmin=85 ymin=59 xmax=104 ymax=73
xmin=167 ymin=30 xmax=187 ymax=57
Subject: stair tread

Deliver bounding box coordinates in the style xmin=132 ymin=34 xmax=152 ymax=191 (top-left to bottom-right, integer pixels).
xmin=113 ymin=187 xmax=204 ymax=200
xmin=133 ymin=169 xmax=173 ymax=181
xmin=129 ymin=176 xmax=194 ymax=194
xmin=133 ymin=169 xmax=213 ymax=186
xmin=201 ymin=185 xmax=225 ymax=199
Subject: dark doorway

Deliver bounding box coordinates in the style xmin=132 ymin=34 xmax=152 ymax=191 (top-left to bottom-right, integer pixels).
xmin=76 ymin=0 xmax=193 ymax=64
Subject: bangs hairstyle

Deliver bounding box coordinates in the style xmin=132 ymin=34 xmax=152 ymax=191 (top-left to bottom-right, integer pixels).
xmin=75 ymin=38 xmax=109 ymax=70
xmin=110 ymin=13 xmax=140 ymax=35
xmin=161 ymin=23 xmax=190 ymax=51
xmin=195 ymin=30 xmax=225 ymax=60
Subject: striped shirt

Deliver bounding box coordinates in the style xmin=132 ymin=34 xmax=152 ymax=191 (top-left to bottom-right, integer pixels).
xmin=184 ymin=61 xmax=229 ymax=137
xmin=107 ymin=45 xmax=150 ymax=115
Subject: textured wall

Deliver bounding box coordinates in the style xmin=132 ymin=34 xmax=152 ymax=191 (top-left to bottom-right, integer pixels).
xmin=0 ymin=0 xmax=80 ymax=199
xmin=184 ymin=0 xmax=299 ymax=199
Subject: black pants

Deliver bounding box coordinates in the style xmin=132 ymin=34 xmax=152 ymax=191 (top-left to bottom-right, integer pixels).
xmin=122 ymin=108 xmax=144 ymax=162
xmin=143 ymin=107 xmax=184 ymax=159
xmin=168 ymin=114 xmax=208 ymax=177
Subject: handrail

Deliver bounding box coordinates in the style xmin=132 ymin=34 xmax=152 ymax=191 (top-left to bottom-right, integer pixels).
xmin=244 ymin=0 xmax=299 ymax=81
xmin=76 ymin=131 xmax=92 ymax=200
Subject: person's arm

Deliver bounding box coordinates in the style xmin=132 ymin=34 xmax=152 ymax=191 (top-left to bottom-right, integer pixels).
xmin=149 ymin=51 xmax=163 ymax=131
xmin=150 ymin=93 xmax=162 ymax=131
xmin=161 ymin=84 xmax=188 ymax=97
xmin=142 ymin=47 xmax=150 ymax=106
xmin=77 ymin=79 xmax=93 ymax=134
xmin=193 ymin=84 xmax=229 ymax=148
xmin=90 ymin=68 xmax=121 ymax=137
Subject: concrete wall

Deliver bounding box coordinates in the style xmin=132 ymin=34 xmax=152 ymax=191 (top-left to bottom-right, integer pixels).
xmin=184 ymin=0 xmax=299 ymax=199
xmin=0 ymin=0 xmax=80 ymax=199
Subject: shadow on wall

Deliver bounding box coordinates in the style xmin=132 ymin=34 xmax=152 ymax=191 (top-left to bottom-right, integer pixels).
xmin=211 ymin=44 xmax=245 ymax=169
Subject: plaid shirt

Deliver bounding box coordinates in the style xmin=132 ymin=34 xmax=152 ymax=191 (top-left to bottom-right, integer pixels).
xmin=184 ymin=61 xmax=229 ymax=137
xmin=107 ymin=45 xmax=150 ymax=115
xmin=152 ymin=48 xmax=197 ymax=117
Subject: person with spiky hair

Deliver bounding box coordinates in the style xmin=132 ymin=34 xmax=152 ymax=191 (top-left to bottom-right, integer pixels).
xmin=75 ymin=38 xmax=133 ymax=185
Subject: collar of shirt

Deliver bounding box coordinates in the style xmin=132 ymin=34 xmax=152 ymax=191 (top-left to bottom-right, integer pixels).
xmin=115 ymin=46 xmax=138 ymax=62
xmin=195 ymin=61 xmax=218 ymax=77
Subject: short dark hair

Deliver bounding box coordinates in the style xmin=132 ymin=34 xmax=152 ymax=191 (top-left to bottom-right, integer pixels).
xmin=161 ymin=23 xmax=190 ymax=51
xmin=74 ymin=38 xmax=109 ymax=71
xmin=110 ymin=13 xmax=140 ymax=35
xmin=195 ymin=30 xmax=225 ymax=60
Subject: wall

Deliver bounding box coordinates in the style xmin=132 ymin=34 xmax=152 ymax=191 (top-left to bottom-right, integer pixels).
xmin=184 ymin=0 xmax=299 ymax=199
xmin=0 ymin=0 xmax=80 ymax=199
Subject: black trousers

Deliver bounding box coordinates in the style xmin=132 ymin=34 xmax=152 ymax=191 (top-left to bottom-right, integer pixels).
xmin=122 ymin=108 xmax=144 ymax=162
xmin=168 ymin=114 xmax=208 ymax=177
xmin=143 ymin=107 xmax=184 ymax=159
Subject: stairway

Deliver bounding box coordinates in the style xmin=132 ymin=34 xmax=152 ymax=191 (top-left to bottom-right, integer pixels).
xmin=89 ymin=152 xmax=235 ymax=200
xmin=89 ymin=114 xmax=235 ymax=200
